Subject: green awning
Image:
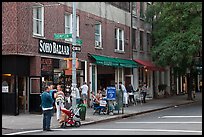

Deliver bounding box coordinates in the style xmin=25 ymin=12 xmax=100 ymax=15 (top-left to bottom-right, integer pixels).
xmin=91 ymin=54 xmax=119 ymax=67
xmin=115 ymin=58 xmax=138 ymax=68
xmin=90 ymin=54 xmax=138 ymax=68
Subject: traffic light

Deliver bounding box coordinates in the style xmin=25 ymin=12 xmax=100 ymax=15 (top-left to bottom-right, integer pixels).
xmin=64 ymin=58 xmax=79 ymax=69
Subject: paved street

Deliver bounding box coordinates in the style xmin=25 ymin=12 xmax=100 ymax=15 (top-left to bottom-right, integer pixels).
xmin=2 ymin=92 xmax=202 ymax=135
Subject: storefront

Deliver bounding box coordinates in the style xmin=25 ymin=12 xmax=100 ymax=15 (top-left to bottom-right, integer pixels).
xmin=89 ymin=54 xmax=138 ymax=96
xmin=2 ymin=55 xmax=30 ymax=115
xmin=134 ymin=59 xmax=167 ymax=99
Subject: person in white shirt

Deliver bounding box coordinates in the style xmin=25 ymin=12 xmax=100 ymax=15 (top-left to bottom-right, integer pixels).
xmin=119 ymin=82 xmax=128 ymax=107
xmin=80 ymin=82 xmax=89 ymax=105
xmin=71 ymin=86 xmax=81 ymax=105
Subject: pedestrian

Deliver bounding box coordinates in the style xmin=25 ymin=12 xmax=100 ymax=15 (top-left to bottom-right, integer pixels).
xmin=199 ymin=80 xmax=202 ymax=92
xmin=55 ymin=84 xmax=65 ymax=122
xmin=141 ymin=82 xmax=148 ymax=103
xmin=48 ymin=84 xmax=57 ymax=115
xmin=126 ymin=83 xmax=135 ymax=105
xmin=80 ymin=82 xmax=89 ymax=105
xmin=119 ymin=82 xmax=128 ymax=107
xmin=40 ymin=86 xmax=54 ymax=131
xmin=71 ymin=85 xmax=81 ymax=105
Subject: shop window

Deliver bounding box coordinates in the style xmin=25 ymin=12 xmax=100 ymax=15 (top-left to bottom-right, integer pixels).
xmin=2 ymin=74 xmax=15 ymax=93
xmin=119 ymin=68 xmax=123 ymax=83
xmin=92 ymin=65 xmax=96 ymax=93
xmin=30 ymin=77 xmax=41 ymax=94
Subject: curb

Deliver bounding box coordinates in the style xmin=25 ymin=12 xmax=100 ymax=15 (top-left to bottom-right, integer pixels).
xmin=81 ymin=100 xmax=195 ymax=126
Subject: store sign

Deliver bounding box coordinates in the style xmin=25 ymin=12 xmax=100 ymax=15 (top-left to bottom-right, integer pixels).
xmin=2 ymin=86 xmax=9 ymax=93
xmin=39 ymin=39 xmax=70 ymax=57
xmin=107 ymin=87 xmax=116 ymax=100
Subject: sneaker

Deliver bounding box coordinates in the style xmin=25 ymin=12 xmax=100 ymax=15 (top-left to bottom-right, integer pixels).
xmin=46 ymin=129 xmax=53 ymax=131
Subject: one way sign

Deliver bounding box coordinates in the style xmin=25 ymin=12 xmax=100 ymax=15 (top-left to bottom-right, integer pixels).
xmin=72 ymin=46 xmax=81 ymax=52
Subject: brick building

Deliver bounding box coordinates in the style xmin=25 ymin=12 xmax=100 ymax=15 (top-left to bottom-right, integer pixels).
xmin=2 ymin=2 xmax=138 ymax=115
xmin=2 ymin=2 xmax=170 ymax=115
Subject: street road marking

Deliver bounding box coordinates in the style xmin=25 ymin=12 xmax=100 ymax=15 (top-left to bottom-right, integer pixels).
xmin=4 ymin=128 xmax=202 ymax=135
xmin=159 ymin=116 xmax=202 ymax=118
xmin=4 ymin=130 xmax=43 ymax=135
xmin=115 ymin=122 xmax=202 ymax=124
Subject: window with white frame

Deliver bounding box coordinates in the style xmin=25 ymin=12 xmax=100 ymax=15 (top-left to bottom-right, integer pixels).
xmin=65 ymin=14 xmax=79 ymax=41
xmin=33 ymin=6 xmax=44 ymax=36
xmin=132 ymin=2 xmax=137 ymax=16
xmin=95 ymin=23 xmax=102 ymax=47
xmin=115 ymin=28 xmax=124 ymax=52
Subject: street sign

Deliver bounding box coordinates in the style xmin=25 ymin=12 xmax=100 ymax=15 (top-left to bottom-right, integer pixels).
xmin=76 ymin=38 xmax=83 ymax=45
xmin=72 ymin=46 xmax=81 ymax=52
xmin=107 ymin=87 xmax=116 ymax=100
xmin=54 ymin=33 xmax=72 ymax=39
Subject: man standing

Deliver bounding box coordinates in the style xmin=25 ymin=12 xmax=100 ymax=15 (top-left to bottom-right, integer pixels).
xmin=141 ymin=82 xmax=148 ymax=103
xmin=126 ymin=83 xmax=135 ymax=105
xmin=119 ymin=82 xmax=128 ymax=107
xmin=48 ymin=84 xmax=57 ymax=115
xmin=41 ymin=86 xmax=54 ymax=131
xmin=80 ymin=82 xmax=89 ymax=105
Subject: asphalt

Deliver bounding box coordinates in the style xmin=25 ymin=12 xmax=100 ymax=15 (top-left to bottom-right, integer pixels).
xmin=2 ymin=92 xmax=201 ymax=130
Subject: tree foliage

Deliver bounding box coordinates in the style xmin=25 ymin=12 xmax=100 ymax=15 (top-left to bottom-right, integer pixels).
xmin=145 ymin=2 xmax=202 ymax=74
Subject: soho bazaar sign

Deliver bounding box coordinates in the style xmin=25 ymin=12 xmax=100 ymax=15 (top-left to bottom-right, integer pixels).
xmin=39 ymin=39 xmax=70 ymax=56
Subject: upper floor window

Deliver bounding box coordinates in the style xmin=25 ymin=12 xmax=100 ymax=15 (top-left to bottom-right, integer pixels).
xmin=33 ymin=6 xmax=44 ymax=36
xmin=132 ymin=2 xmax=137 ymax=16
xmin=147 ymin=33 xmax=151 ymax=52
xmin=140 ymin=2 xmax=144 ymax=19
xmin=132 ymin=28 xmax=136 ymax=49
xmin=140 ymin=30 xmax=144 ymax=51
xmin=95 ymin=23 xmax=102 ymax=48
xmin=115 ymin=28 xmax=124 ymax=52
xmin=65 ymin=14 xmax=79 ymax=41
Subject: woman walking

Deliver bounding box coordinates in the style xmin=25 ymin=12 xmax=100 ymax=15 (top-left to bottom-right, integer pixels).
xmin=55 ymin=84 xmax=65 ymax=121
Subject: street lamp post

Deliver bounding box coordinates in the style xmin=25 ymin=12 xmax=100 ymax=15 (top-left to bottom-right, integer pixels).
xmin=71 ymin=2 xmax=77 ymax=110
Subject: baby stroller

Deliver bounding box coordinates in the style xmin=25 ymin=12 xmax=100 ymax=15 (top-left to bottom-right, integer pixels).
xmin=59 ymin=107 xmax=81 ymax=128
xmin=93 ymin=98 xmax=107 ymax=115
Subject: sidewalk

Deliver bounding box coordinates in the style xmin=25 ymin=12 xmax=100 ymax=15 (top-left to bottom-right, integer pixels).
xmin=2 ymin=93 xmax=201 ymax=130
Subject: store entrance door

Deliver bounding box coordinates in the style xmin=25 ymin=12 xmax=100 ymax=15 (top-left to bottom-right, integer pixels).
xmin=18 ymin=76 xmax=27 ymax=113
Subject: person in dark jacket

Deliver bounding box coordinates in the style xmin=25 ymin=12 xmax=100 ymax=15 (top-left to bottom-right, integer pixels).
xmin=41 ymin=86 xmax=54 ymax=131
xmin=126 ymin=83 xmax=135 ymax=105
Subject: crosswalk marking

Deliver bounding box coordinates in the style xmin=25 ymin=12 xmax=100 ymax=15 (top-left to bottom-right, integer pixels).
xmin=159 ymin=116 xmax=202 ymax=118
xmin=4 ymin=128 xmax=202 ymax=135
xmin=115 ymin=121 xmax=202 ymax=124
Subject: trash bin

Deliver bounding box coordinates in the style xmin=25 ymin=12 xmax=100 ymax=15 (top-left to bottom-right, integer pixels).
xmin=78 ymin=104 xmax=86 ymax=121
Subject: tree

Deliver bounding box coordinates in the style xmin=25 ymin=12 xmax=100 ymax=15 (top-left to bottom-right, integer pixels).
xmin=145 ymin=2 xmax=202 ymax=100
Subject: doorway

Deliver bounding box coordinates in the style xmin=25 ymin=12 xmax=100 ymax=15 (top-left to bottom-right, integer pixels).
xmin=18 ymin=76 xmax=27 ymax=113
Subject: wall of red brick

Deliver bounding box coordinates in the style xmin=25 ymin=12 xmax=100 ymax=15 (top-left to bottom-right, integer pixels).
xmin=2 ymin=2 xmax=18 ymax=54
xmin=2 ymin=2 xmax=132 ymax=60
xmin=2 ymin=2 xmax=132 ymax=78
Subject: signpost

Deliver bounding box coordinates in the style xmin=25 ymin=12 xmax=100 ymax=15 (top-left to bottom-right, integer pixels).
xmin=54 ymin=34 xmax=82 ymax=46
xmin=53 ymin=2 xmax=82 ymax=111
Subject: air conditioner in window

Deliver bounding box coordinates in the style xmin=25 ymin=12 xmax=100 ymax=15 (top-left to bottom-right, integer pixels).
xmin=95 ymin=41 xmax=100 ymax=47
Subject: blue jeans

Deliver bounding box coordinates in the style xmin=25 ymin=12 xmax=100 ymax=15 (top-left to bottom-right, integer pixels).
xmin=43 ymin=109 xmax=53 ymax=130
